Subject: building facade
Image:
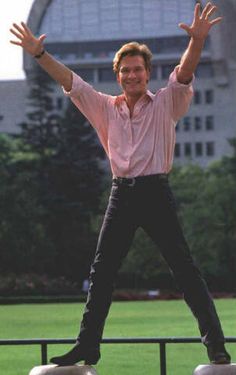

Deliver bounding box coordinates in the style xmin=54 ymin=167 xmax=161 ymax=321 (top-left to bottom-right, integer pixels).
xmin=0 ymin=80 xmax=27 ymax=134
xmin=2 ymin=0 xmax=236 ymax=168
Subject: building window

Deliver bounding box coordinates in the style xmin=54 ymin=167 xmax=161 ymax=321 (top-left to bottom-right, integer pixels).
xmin=195 ymin=142 xmax=203 ymax=156
xmin=195 ymin=63 xmax=214 ymax=78
xmin=175 ymin=143 xmax=181 ymax=157
xmin=0 ymin=115 xmax=3 ymax=122
xmin=150 ymin=65 xmax=158 ymax=80
xmin=98 ymin=67 xmax=115 ymax=82
xmin=161 ymin=64 xmax=176 ymax=79
xmin=205 ymin=89 xmax=214 ymax=104
xmin=175 ymin=122 xmax=180 ymax=132
xmin=183 ymin=117 xmax=191 ymax=131
xmin=194 ymin=90 xmax=202 ymax=104
xmin=206 ymin=116 xmax=214 ymax=130
xmin=194 ymin=116 xmax=202 ymax=131
xmin=206 ymin=142 xmax=215 ymax=156
xmin=75 ymin=68 xmax=94 ymax=82
xmin=184 ymin=143 xmax=192 ymax=157
xmin=56 ymin=97 xmax=63 ymax=110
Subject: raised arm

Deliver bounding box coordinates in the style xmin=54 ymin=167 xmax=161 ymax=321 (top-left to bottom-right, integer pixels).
xmin=10 ymin=22 xmax=72 ymax=91
xmin=177 ymin=2 xmax=222 ymax=84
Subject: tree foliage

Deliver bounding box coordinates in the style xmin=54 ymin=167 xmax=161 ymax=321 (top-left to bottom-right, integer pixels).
xmin=170 ymin=143 xmax=236 ymax=291
xmin=0 ymin=69 xmax=106 ymax=283
xmin=0 ymin=134 xmax=53 ymax=275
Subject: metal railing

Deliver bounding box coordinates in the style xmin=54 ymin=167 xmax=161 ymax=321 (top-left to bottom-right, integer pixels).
xmin=0 ymin=337 xmax=235 ymax=375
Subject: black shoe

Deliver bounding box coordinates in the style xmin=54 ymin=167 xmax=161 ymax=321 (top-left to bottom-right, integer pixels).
xmin=50 ymin=343 xmax=100 ymax=366
xmin=207 ymin=343 xmax=231 ymax=364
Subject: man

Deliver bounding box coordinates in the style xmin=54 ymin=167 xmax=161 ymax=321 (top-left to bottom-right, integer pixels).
xmin=10 ymin=2 xmax=231 ymax=366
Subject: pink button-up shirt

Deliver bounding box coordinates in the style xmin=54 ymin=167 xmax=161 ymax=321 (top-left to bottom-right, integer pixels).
xmin=64 ymin=67 xmax=193 ymax=178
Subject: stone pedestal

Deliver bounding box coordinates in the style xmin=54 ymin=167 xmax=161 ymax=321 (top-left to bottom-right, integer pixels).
xmin=193 ymin=364 xmax=236 ymax=375
xmin=29 ymin=365 xmax=98 ymax=375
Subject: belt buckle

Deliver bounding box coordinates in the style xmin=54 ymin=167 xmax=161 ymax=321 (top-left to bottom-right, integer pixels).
xmin=127 ymin=178 xmax=136 ymax=187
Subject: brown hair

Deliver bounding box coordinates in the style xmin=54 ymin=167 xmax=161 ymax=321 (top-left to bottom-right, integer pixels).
xmin=113 ymin=42 xmax=152 ymax=74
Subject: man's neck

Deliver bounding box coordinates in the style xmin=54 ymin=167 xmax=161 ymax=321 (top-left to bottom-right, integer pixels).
xmin=124 ymin=92 xmax=146 ymax=117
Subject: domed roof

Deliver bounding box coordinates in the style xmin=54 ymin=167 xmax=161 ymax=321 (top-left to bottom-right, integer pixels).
xmin=36 ymin=0 xmax=196 ymax=42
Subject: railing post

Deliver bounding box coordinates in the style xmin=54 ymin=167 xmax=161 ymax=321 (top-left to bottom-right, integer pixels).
xmin=41 ymin=343 xmax=48 ymax=365
xmin=160 ymin=342 xmax=166 ymax=375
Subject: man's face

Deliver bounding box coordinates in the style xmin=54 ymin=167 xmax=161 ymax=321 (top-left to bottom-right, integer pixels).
xmin=117 ymin=55 xmax=150 ymax=99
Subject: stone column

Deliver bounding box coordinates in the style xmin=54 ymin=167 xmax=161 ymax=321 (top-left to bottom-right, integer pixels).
xmin=29 ymin=365 xmax=98 ymax=375
xmin=193 ymin=364 xmax=236 ymax=375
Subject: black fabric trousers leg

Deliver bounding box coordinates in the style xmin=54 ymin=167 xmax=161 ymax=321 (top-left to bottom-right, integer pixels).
xmin=77 ymin=183 xmax=138 ymax=349
xmin=140 ymin=177 xmax=225 ymax=346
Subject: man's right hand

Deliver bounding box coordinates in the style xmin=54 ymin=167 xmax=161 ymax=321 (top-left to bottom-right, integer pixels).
xmin=10 ymin=22 xmax=46 ymax=57
xmin=9 ymin=21 xmax=73 ymax=91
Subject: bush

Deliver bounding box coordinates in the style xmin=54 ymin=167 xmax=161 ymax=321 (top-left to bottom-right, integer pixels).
xmin=0 ymin=273 xmax=81 ymax=297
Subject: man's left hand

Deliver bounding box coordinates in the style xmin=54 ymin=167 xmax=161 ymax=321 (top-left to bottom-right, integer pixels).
xmin=179 ymin=2 xmax=222 ymax=41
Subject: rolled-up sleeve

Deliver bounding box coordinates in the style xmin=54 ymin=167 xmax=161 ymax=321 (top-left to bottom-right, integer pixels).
xmin=63 ymin=72 xmax=110 ymax=131
xmin=167 ymin=66 xmax=194 ymax=122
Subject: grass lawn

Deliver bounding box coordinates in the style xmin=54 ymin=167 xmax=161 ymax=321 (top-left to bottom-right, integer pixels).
xmin=0 ymin=299 xmax=235 ymax=375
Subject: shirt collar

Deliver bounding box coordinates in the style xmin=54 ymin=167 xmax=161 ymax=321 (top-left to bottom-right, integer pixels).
xmin=115 ymin=90 xmax=154 ymax=106
xmin=146 ymin=90 xmax=155 ymax=101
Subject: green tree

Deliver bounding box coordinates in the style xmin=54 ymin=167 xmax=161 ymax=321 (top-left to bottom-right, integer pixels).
xmin=201 ymin=140 xmax=236 ymax=290
xmin=0 ymin=134 xmax=54 ymax=275
xmin=118 ymin=228 xmax=172 ymax=290
xmin=170 ymin=142 xmax=236 ymax=292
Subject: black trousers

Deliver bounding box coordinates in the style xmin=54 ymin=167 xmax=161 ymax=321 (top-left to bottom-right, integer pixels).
xmin=77 ymin=174 xmax=225 ymax=350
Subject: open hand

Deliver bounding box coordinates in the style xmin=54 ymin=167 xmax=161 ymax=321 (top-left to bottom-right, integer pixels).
xmin=10 ymin=22 xmax=46 ymax=56
xmin=179 ymin=2 xmax=222 ymax=41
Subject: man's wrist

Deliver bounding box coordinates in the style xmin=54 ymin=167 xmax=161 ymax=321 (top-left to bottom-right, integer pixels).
xmin=190 ymin=36 xmax=206 ymax=45
xmin=34 ymin=49 xmax=45 ymax=59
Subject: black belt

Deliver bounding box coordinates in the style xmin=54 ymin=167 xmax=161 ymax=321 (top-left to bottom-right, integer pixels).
xmin=112 ymin=173 xmax=168 ymax=187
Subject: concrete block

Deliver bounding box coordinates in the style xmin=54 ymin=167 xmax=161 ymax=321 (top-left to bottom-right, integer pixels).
xmin=193 ymin=364 xmax=236 ymax=375
xmin=29 ymin=364 xmax=98 ymax=375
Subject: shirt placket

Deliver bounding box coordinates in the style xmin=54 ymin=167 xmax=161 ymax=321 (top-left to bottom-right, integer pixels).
xmin=121 ymin=103 xmax=133 ymax=168
xmin=128 ymin=103 xmax=141 ymax=171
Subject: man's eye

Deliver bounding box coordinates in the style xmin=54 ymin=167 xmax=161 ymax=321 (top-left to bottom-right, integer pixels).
xmin=135 ymin=67 xmax=144 ymax=72
xmin=120 ymin=67 xmax=144 ymax=74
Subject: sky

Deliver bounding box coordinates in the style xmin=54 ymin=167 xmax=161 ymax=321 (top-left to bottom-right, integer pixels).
xmin=0 ymin=0 xmax=34 ymax=81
